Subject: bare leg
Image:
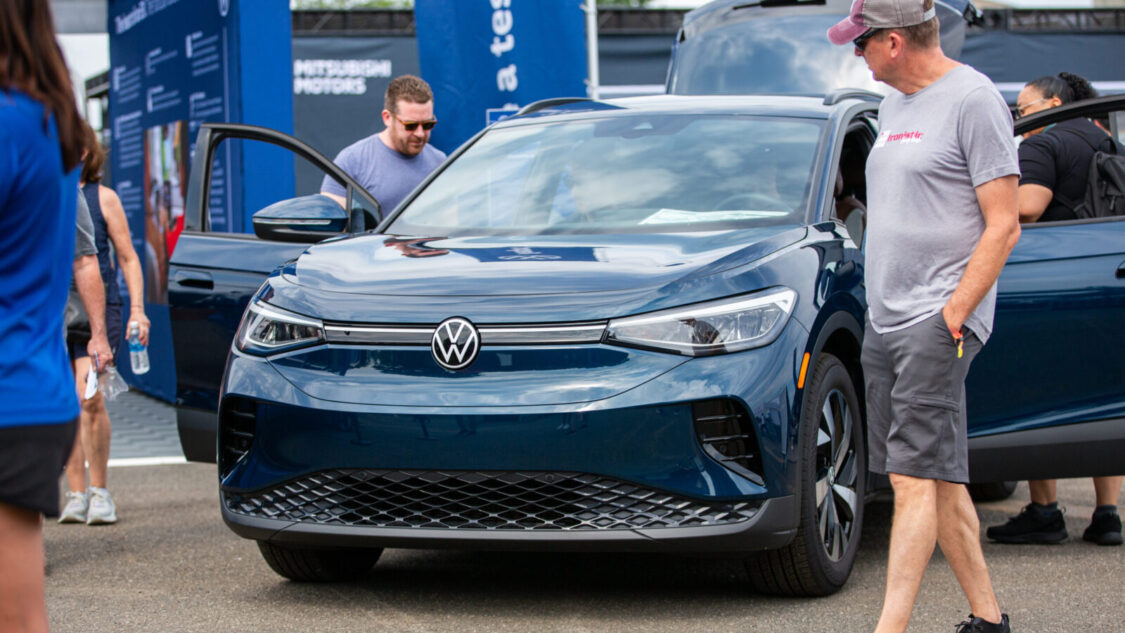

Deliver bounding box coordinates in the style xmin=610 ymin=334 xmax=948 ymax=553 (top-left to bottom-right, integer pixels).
xmin=0 ymin=502 xmax=49 ymax=633
xmin=1028 ymin=479 xmax=1057 ymax=505
xmin=936 ymin=481 xmax=1002 ymax=623
xmin=79 ymin=390 xmax=111 ymax=490
xmin=1093 ymin=476 xmax=1123 ymax=507
xmin=874 ymin=473 xmax=938 ymax=633
xmin=63 ymin=434 xmax=86 ymax=492
xmin=64 ymin=356 xmax=91 ymax=494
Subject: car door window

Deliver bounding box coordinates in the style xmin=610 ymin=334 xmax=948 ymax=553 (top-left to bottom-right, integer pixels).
xmin=196 ymin=137 xmax=378 ymax=237
xmin=829 ymin=118 xmax=875 ymax=246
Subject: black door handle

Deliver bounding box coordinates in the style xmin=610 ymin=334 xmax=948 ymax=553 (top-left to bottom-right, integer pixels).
xmin=1118 ymin=261 xmax=1125 ymax=279
xmin=173 ymin=270 xmax=214 ymax=289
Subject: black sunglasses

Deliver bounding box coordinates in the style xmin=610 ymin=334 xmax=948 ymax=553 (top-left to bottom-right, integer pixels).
xmin=853 ymin=29 xmax=881 ymax=53
xmin=394 ymin=114 xmax=437 ymax=132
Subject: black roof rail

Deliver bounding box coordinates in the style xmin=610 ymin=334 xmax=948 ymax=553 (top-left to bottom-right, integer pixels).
xmin=515 ymin=97 xmax=593 ymax=116
xmin=823 ymin=89 xmax=883 ymax=106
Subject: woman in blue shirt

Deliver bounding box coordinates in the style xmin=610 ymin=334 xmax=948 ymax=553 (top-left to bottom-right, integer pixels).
xmin=0 ymin=1 xmax=90 ymax=629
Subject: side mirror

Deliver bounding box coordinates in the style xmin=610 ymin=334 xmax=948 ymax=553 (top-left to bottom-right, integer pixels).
xmin=251 ymin=194 xmax=348 ymax=243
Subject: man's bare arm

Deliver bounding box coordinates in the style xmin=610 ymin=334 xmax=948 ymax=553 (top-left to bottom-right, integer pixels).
xmin=942 ymin=174 xmax=1021 ymax=336
xmin=73 ymin=254 xmax=112 ymax=371
xmin=321 ymin=192 xmax=346 ymax=208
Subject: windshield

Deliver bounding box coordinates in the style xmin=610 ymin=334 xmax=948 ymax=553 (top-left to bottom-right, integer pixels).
xmin=387 ymin=113 xmax=824 ymax=236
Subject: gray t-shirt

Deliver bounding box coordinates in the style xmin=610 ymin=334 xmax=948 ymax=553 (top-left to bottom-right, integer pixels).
xmin=66 ymin=190 xmax=98 ymax=333
xmin=74 ymin=188 xmax=96 ymax=258
xmin=865 ymin=65 xmax=1019 ymax=343
xmin=320 ymin=134 xmax=446 ymax=214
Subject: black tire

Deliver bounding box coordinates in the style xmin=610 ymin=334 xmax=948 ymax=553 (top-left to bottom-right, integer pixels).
xmin=257 ymin=542 xmax=382 ymax=582
xmin=746 ymin=353 xmax=865 ymax=596
xmin=968 ymin=480 xmax=1018 ymax=502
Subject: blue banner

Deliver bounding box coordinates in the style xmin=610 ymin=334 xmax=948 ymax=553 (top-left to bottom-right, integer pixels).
xmin=415 ymin=0 xmax=588 ymax=154
xmin=107 ymin=0 xmax=293 ymax=401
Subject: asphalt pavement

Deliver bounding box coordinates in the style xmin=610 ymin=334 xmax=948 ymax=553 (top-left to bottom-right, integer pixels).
xmin=42 ymin=391 xmax=1125 ymax=632
xmin=101 ymin=389 xmax=183 ymax=464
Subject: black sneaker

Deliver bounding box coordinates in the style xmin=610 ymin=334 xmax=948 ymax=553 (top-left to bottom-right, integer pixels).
xmin=985 ymin=504 xmax=1067 ymax=544
xmin=1082 ymin=512 xmax=1123 ymax=546
xmin=955 ymin=613 xmax=1010 ymax=633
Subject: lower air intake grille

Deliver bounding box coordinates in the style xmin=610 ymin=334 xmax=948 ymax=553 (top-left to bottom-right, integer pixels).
xmin=224 ymin=470 xmax=759 ymax=530
xmin=219 ymin=397 xmax=257 ymax=478
xmin=693 ymin=399 xmax=765 ymax=486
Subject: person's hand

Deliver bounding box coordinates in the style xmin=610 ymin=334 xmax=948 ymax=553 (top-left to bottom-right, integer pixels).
xmin=129 ymin=309 xmax=151 ymax=346
xmin=941 ymin=303 xmax=964 ymax=339
xmin=86 ymin=333 xmax=113 ymax=372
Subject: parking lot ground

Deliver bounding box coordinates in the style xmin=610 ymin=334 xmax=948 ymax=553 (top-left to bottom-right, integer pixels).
xmin=43 ymin=462 xmax=1124 ymax=633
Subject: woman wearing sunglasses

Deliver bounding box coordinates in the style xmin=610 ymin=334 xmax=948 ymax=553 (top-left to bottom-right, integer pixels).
xmin=320 ymin=75 xmax=446 ymax=214
xmin=1011 ymin=72 xmax=1115 ymax=224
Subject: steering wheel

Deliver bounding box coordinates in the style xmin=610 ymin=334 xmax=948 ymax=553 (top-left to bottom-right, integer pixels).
xmin=712 ymin=192 xmax=788 ymax=211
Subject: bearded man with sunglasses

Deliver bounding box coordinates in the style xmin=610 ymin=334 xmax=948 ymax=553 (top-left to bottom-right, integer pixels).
xmin=828 ymin=1 xmax=1021 ymax=632
xmin=321 ymin=75 xmax=446 ymax=214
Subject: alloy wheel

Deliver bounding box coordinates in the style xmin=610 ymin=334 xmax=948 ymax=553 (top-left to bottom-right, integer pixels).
xmin=815 ymin=388 xmax=859 ymax=562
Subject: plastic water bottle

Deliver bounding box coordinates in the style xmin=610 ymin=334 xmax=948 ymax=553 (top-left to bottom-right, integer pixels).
xmin=127 ymin=321 xmax=150 ymax=375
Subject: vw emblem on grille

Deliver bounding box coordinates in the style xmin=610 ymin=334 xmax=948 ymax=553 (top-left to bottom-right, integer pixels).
xmin=431 ymin=317 xmax=480 ymax=370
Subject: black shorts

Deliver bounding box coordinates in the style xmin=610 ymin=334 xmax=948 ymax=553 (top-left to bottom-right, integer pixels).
xmin=0 ymin=420 xmax=78 ymax=517
xmin=68 ymin=303 xmax=123 ymax=359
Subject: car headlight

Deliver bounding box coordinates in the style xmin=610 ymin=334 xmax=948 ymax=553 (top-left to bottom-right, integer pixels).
xmin=235 ymin=300 xmax=325 ymax=355
xmin=605 ymin=288 xmax=797 ymax=356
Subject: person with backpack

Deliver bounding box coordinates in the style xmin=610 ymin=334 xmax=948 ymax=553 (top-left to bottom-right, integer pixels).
xmin=1013 ymin=72 xmax=1122 ymax=223
xmin=985 ymin=72 xmax=1124 ymax=546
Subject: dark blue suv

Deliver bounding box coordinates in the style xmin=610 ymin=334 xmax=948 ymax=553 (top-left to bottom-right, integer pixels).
xmin=168 ymin=10 xmax=1125 ymax=597
xmin=175 ymin=93 xmax=877 ymax=594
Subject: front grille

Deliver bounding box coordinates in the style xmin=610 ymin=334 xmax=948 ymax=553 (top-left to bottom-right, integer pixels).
xmin=224 ymin=470 xmax=760 ymax=530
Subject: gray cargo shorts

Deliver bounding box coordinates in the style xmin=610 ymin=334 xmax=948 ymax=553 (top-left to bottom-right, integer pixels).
xmin=861 ymin=311 xmax=983 ymax=484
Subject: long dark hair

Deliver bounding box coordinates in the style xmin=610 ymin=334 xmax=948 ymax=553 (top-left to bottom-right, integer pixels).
xmin=0 ymin=0 xmax=84 ymax=171
xmin=1025 ymin=72 xmax=1098 ymax=105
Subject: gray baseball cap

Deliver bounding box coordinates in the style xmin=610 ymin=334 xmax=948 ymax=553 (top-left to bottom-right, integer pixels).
xmin=827 ymin=0 xmax=937 ymax=46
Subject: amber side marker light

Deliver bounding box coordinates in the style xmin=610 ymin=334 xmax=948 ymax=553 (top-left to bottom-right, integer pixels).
xmin=797 ymin=352 xmax=811 ymax=389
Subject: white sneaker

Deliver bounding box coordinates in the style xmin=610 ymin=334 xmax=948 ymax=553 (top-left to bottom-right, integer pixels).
xmin=58 ymin=491 xmax=88 ymax=523
xmin=86 ymin=487 xmax=117 ymax=525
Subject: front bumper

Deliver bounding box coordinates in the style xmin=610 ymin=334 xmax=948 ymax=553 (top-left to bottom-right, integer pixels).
xmin=218 ymin=321 xmax=808 ymax=552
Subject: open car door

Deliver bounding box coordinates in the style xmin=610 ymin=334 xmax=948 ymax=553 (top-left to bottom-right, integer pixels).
xmin=171 ymin=124 xmax=382 ymax=462
xmin=967 ymin=94 xmax=1125 ymax=482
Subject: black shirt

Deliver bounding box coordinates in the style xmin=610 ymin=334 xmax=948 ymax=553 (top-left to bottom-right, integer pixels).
xmin=1018 ymin=117 xmax=1115 ymax=222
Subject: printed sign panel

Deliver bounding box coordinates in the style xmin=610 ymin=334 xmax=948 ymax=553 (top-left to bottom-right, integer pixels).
xmin=107 ymin=0 xmax=292 ymax=400
xmin=415 ymin=0 xmax=588 ymax=154
xmin=292 ymin=36 xmax=421 ymax=195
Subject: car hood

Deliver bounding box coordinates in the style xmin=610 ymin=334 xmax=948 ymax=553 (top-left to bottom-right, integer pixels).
xmin=267 ymin=227 xmax=807 ymax=323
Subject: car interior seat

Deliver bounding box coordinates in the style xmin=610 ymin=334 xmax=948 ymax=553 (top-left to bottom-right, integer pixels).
xmin=835 ymin=146 xmax=868 ymax=247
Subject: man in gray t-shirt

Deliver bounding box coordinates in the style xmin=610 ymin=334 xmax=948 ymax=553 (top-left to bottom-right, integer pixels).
xmin=70 ymin=190 xmax=112 ymax=371
xmin=828 ymin=1 xmax=1020 ymax=632
xmin=320 ymin=75 xmax=447 ymax=216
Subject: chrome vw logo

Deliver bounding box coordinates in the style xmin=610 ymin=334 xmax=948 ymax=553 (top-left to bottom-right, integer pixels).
xmin=431 ymin=317 xmax=480 ymax=370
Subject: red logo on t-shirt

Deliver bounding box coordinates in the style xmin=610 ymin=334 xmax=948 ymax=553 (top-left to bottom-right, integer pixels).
xmin=875 ymin=130 xmax=925 ymax=148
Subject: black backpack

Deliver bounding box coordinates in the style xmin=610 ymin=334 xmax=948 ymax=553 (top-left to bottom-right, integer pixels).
xmin=1058 ymin=127 xmax=1125 ymax=219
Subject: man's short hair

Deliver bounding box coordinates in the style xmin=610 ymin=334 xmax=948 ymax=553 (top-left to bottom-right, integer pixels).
xmin=895 ymin=0 xmax=939 ymax=49
xmin=384 ymin=75 xmax=434 ymax=113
